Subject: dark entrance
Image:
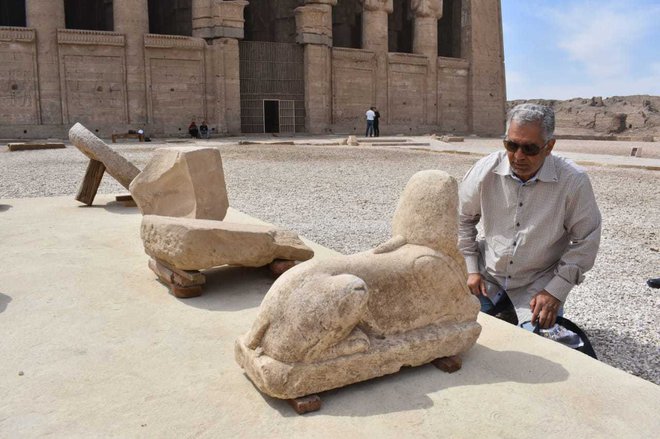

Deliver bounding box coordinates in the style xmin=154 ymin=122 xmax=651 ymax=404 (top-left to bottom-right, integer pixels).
xmin=148 ymin=0 xmax=192 ymax=36
xmin=239 ymin=41 xmax=305 ymax=133
xmin=64 ymin=0 xmax=113 ymax=31
xmin=264 ymin=100 xmax=279 ymax=133
xmin=0 ymin=0 xmax=26 ymax=27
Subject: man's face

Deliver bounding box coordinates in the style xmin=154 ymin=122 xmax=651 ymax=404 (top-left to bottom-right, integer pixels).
xmin=505 ymin=121 xmax=555 ymax=181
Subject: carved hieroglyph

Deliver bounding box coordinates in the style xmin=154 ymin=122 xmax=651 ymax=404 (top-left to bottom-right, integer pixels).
xmin=141 ymin=215 xmax=314 ymax=271
xmin=235 ymin=170 xmax=481 ymax=399
xmin=69 ymin=122 xmax=140 ymax=189
xmin=129 ymin=147 xmax=229 ymax=220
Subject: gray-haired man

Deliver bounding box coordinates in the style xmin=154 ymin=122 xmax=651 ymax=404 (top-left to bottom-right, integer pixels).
xmin=458 ymin=104 xmax=601 ymax=328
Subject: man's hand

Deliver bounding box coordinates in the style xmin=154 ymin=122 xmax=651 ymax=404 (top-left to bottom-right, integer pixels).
xmin=467 ymin=273 xmax=487 ymax=297
xmin=530 ymin=290 xmax=561 ymax=329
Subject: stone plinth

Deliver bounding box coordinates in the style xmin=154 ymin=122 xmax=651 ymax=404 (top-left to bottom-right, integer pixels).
xmin=141 ymin=215 xmax=314 ymax=271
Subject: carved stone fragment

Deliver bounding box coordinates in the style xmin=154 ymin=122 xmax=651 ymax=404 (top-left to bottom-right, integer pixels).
xmin=129 ymin=147 xmax=229 ymax=221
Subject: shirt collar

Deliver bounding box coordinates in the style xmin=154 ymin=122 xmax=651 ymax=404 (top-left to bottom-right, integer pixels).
xmin=493 ymin=152 xmax=558 ymax=183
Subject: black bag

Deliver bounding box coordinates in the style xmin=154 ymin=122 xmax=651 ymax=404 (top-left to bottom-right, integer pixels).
xmin=530 ymin=316 xmax=598 ymax=359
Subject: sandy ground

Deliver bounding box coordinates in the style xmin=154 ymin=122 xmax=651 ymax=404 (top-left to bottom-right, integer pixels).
xmin=1 ymin=138 xmax=659 ymax=384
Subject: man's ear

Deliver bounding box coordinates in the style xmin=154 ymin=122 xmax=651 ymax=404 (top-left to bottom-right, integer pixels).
xmin=545 ymin=139 xmax=556 ymax=154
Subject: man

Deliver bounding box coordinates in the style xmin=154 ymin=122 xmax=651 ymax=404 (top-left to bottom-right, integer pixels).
xmin=199 ymin=120 xmax=209 ymax=139
xmin=373 ymin=107 xmax=381 ymax=137
xmin=365 ymin=107 xmax=376 ymax=137
xmin=188 ymin=120 xmax=199 ymax=139
xmin=458 ymin=104 xmax=601 ymax=328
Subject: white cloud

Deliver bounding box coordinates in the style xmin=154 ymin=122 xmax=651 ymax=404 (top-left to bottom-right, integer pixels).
xmin=507 ymin=1 xmax=660 ymax=99
xmin=546 ymin=1 xmax=660 ymax=80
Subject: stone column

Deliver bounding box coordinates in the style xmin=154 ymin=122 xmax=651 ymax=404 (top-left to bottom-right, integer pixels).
xmin=113 ymin=0 xmax=149 ymax=125
xmin=465 ymin=0 xmax=506 ymax=135
xmin=26 ymin=0 xmax=65 ymax=125
xmin=411 ymin=0 xmax=443 ymax=126
xmin=192 ymin=0 xmax=212 ymax=39
xmin=295 ymin=0 xmax=336 ymax=133
xmin=360 ymin=0 xmax=392 ymax=52
xmin=193 ymin=0 xmax=247 ymax=134
xmin=360 ymin=0 xmax=392 ymax=128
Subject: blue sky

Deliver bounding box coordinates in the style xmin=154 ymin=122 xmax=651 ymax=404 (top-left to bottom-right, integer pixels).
xmin=502 ymin=0 xmax=660 ymax=100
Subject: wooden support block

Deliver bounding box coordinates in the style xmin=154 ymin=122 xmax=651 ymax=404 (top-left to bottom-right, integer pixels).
xmin=148 ymin=259 xmax=205 ymax=298
xmin=269 ymin=259 xmax=297 ymax=277
xmin=432 ymin=355 xmax=462 ymax=373
xmin=170 ymin=284 xmax=203 ymax=298
xmin=76 ymin=159 xmax=106 ymax=205
xmin=115 ymin=194 xmax=137 ymax=207
xmin=287 ymin=394 xmax=321 ymax=415
xmin=8 ymin=142 xmax=66 ymax=151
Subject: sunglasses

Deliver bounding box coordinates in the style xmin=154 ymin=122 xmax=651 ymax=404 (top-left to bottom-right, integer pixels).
xmin=503 ymin=139 xmax=548 ymax=156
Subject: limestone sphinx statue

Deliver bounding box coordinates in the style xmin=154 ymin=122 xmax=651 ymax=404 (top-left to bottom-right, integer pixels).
xmin=235 ymin=170 xmax=481 ymax=400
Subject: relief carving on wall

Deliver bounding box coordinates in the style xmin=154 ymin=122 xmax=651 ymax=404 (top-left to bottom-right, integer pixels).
xmin=410 ymin=0 xmax=443 ymax=18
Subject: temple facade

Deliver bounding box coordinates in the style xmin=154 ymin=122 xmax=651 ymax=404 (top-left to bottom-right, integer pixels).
xmin=0 ymin=0 xmax=506 ymax=138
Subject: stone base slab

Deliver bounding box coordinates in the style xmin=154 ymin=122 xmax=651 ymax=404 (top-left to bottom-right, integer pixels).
xmin=235 ymin=321 xmax=481 ymax=400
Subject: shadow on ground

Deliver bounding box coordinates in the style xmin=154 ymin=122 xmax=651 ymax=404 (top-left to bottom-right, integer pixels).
xmin=177 ymin=266 xmax=274 ymax=312
xmin=0 ymin=204 xmax=12 ymax=212
xmin=77 ymin=201 xmax=139 ymax=215
xmin=252 ymin=343 xmax=569 ymax=417
xmin=0 ymin=292 xmax=12 ymax=313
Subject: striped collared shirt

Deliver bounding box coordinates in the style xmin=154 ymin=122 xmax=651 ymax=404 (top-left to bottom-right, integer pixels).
xmin=458 ymin=151 xmax=601 ymax=315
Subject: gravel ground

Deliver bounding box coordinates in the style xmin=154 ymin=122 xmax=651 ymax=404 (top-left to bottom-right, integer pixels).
xmin=1 ymin=141 xmax=659 ymax=384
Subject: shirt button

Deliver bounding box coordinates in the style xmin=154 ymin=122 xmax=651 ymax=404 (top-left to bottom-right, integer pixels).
xmin=508 ymin=275 xmax=512 ymax=279
xmin=510 ymin=261 xmax=513 ymax=264
xmin=516 ymin=222 xmax=520 ymax=227
xmin=513 ymin=241 xmax=517 ymax=246
xmin=519 ymin=202 xmax=523 ymax=207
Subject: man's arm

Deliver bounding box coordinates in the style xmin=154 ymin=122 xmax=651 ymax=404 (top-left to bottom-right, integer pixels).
xmin=458 ymin=165 xmax=487 ymax=296
xmin=544 ymin=173 xmax=602 ymax=303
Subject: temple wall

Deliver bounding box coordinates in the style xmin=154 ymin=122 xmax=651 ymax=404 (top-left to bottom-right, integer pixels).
xmin=387 ymin=52 xmax=428 ymax=132
xmin=57 ymin=29 xmax=128 ymax=128
xmin=437 ymin=57 xmax=469 ymax=133
xmin=331 ymin=48 xmax=376 ymax=130
xmin=144 ymin=34 xmax=207 ymax=134
xmin=0 ymin=27 xmax=39 ymax=126
xmin=0 ymin=0 xmax=505 ymax=138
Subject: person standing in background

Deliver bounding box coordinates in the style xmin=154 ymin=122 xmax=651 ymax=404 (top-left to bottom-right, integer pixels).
xmin=365 ymin=107 xmax=376 ymax=137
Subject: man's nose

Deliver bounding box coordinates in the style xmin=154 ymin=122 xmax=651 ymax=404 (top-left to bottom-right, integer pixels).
xmin=514 ymin=147 xmax=527 ymax=160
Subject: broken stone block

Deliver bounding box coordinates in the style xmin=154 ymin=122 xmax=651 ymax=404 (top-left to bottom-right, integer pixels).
xmin=235 ymin=170 xmax=481 ymax=400
xmin=346 ymin=135 xmax=358 ymax=146
xmin=141 ymin=215 xmax=314 ymax=271
xmin=69 ymin=123 xmax=140 ymax=189
xmin=129 ymin=147 xmax=229 ymax=221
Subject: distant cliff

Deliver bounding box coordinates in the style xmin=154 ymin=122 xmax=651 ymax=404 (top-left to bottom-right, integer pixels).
xmin=507 ymin=95 xmax=660 ymax=138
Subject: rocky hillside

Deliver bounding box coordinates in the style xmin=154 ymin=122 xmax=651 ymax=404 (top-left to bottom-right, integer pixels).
xmin=507 ymin=95 xmax=660 ymax=138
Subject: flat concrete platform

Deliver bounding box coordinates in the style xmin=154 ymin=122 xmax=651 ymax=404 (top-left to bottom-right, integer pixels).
xmin=1 ymin=195 xmax=658 ymax=438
